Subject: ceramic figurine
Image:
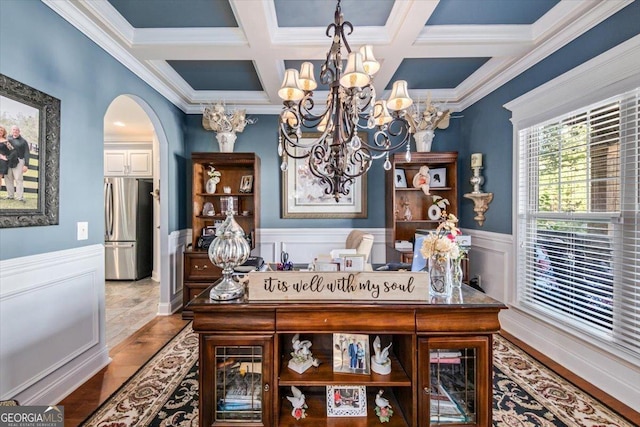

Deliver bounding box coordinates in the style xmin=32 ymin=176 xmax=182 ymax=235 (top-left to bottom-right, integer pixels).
xmin=287 ymin=386 xmax=307 ymax=420
xmin=374 ymin=389 xmax=394 ymax=422
xmin=412 ymin=165 xmax=431 ymax=195
xmin=288 ymin=333 xmax=319 ymax=374
xmin=371 ymin=335 xmax=392 ymax=375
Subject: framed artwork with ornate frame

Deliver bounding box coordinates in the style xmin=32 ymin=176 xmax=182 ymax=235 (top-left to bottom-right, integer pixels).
xmin=281 ymin=133 xmax=367 ymax=218
xmin=0 ymin=74 xmax=60 ymax=227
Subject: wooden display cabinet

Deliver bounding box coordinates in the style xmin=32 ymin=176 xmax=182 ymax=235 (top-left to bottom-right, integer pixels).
xmin=188 ymin=282 xmax=506 ymax=426
xmin=385 ymin=152 xmax=458 ymax=264
xmin=183 ymin=152 xmax=260 ymax=319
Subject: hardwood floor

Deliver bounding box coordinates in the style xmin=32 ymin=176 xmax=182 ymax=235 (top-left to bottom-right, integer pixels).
xmin=59 ymin=314 xmax=188 ymax=426
xmin=58 ymin=318 xmax=640 ymax=426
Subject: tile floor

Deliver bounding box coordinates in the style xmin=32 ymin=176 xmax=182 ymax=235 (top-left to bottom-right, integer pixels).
xmin=105 ymin=277 xmax=160 ymax=349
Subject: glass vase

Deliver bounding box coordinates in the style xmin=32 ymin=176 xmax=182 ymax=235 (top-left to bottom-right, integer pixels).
xmin=429 ymin=253 xmax=452 ymax=298
xmin=452 ymin=257 xmax=464 ymax=288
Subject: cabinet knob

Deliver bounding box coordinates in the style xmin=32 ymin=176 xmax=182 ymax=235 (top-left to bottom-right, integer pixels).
xmin=263 ymin=383 xmax=270 ymax=392
xmin=423 ymin=387 xmax=431 ymax=394
xmin=194 ymin=265 xmax=208 ymax=271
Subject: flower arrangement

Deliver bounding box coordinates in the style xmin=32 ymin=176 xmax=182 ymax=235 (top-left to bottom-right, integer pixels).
xmin=207 ymin=166 xmax=221 ymax=184
xmin=407 ymin=94 xmax=451 ymax=133
xmin=202 ymin=103 xmax=256 ymax=134
xmin=420 ymin=196 xmax=460 ymax=261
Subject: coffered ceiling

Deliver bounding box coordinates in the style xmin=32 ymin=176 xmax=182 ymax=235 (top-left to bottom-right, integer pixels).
xmin=44 ymin=0 xmax=630 ymax=114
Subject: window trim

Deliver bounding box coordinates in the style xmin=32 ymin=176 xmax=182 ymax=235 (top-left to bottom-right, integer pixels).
xmin=505 ymin=35 xmax=640 ymax=365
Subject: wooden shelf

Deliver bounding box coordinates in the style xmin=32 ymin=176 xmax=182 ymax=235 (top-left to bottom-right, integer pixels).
xmin=277 ymin=389 xmax=409 ymax=427
xmin=279 ymin=354 xmax=411 ymax=387
xmin=386 ymin=152 xmax=458 ymax=263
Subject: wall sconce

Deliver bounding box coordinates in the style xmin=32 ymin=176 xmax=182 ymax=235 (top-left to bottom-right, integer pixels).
xmin=463 ymin=153 xmax=493 ymax=226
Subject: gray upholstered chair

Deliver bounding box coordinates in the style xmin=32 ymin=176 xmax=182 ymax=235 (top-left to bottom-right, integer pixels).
xmin=345 ymin=230 xmax=374 ymax=270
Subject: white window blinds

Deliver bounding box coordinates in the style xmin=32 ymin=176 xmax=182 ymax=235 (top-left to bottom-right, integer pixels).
xmin=517 ymin=88 xmax=639 ymax=357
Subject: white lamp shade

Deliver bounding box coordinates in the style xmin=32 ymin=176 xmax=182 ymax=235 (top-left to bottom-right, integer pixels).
xmin=373 ymin=100 xmax=392 ymax=126
xmin=340 ymin=52 xmax=370 ymax=88
xmin=298 ymin=62 xmax=318 ymax=91
xmin=278 ymin=69 xmax=305 ymax=101
xmin=387 ymin=80 xmax=413 ymax=111
xmin=359 ymin=45 xmax=380 ymax=76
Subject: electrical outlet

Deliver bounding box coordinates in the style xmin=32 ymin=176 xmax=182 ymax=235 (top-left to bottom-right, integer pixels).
xmin=77 ymin=221 xmax=88 ymax=240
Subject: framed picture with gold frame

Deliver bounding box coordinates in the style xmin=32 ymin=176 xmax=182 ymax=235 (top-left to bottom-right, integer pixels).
xmin=281 ymin=133 xmax=367 ymax=218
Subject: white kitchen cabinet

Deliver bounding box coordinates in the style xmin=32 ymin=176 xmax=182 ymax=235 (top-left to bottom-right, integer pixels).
xmin=104 ymin=149 xmax=153 ymax=177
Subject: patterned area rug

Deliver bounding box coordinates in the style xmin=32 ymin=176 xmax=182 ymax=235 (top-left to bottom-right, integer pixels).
xmin=81 ymin=326 xmax=632 ymax=426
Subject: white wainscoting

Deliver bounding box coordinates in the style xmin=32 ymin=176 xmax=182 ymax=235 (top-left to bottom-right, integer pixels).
xmin=158 ymin=229 xmax=191 ymax=315
xmin=0 ymin=244 xmax=109 ymax=405
xmin=256 ymin=228 xmax=387 ymax=265
xmin=462 ymin=228 xmax=640 ymax=410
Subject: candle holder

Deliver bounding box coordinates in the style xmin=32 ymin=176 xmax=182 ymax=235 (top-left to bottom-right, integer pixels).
xmin=463 ymin=166 xmax=493 ymax=226
xmin=208 ymin=196 xmax=251 ymax=300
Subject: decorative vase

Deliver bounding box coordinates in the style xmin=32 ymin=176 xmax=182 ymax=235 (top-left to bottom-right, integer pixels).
xmin=208 ymin=196 xmax=250 ymax=300
xmin=216 ymin=131 xmax=237 ymax=153
xmin=429 ymin=253 xmax=452 ymax=298
xmin=452 ymin=257 xmax=464 ymax=288
xmin=414 ymin=129 xmax=434 ymax=152
xmin=205 ymin=178 xmax=218 ymax=194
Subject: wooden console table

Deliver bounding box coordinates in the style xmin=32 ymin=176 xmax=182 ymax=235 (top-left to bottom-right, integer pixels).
xmin=188 ymin=281 xmax=506 ymax=426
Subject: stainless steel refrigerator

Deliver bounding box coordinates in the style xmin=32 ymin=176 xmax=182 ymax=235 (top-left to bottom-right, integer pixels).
xmin=104 ymin=177 xmax=153 ymax=280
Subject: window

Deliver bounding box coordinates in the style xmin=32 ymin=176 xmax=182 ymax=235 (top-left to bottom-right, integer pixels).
xmin=517 ymin=88 xmax=639 ymax=357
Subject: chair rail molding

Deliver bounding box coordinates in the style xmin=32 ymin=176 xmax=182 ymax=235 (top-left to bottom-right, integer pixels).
xmin=256 ymin=228 xmax=386 ymax=265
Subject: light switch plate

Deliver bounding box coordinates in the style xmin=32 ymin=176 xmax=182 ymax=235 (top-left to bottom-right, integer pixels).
xmin=77 ymin=221 xmax=88 ymax=240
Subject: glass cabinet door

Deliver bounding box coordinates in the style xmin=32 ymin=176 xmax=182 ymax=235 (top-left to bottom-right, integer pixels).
xmin=419 ymin=337 xmax=490 ymax=426
xmin=201 ymin=336 xmax=272 ymax=426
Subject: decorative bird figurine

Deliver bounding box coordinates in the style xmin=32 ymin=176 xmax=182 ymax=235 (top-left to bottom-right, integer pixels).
xmin=374 ymin=389 xmax=394 ymax=423
xmin=286 ymin=386 xmax=307 ymax=420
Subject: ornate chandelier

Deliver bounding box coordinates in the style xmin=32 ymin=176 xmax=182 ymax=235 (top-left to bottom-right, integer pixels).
xmin=277 ymin=0 xmax=416 ymax=201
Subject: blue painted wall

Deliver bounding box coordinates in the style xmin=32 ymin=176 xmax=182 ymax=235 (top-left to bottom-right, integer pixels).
xmin=459 ymin=1 xmax=640 ymax=234
xmin=0 ymin=0 xmax=187 ymax=260
xmin=184 ymin=114 xmax=461 ymax=228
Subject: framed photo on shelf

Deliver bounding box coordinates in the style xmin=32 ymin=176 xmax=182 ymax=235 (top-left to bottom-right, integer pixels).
xmin=394 ymin=169 xmax=407 ymax=188
xmin=326 ymin=385 xmax=367 ymax=417
xmin=202 ymin=225 xmax=216 ymax=236
xmin=239 ymin=175 xmax=253 ymax=193
xmin=333 ymin=333 xmax=370 ymax=374
xmin=429 ymin=167 xmax=447 ymax=188
xmin=282 ymin=133 xmax=367 ymax=218
xmin=338 ymin=254 xmax=366 ymax=271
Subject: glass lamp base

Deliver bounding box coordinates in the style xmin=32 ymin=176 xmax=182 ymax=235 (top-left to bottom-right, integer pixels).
xmin=210 ymin=276 xmax=245 ymax=300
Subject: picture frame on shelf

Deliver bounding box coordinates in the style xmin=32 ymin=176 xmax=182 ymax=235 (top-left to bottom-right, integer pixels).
xmin=333 ymin=333 xmax=370 ymax=375
xmin=239 ymin=175 xmax=253 ymax=193
xmin=0 ymin=73 xmax=60 ymax=228
xmin=326 ymin=385 xmax=367 ymax=417
xmin=282 ymin=133 xmax=367 ymax=218
xmin=202 ymin=226 xmax=216 ymax=236
xmin=338 ymin=254 xmax=366 ymax=271
xmin=394 ymin=168 xmax=407 ymax=188
xmin=428 ymin=167 xmax=447 ymax=188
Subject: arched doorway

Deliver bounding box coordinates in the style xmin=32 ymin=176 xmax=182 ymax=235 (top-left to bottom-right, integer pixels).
xmin=103 ymin=94 xmax=169 ymax=348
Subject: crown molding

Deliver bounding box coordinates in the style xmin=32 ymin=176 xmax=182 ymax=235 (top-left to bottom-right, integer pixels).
xmin=133 ymin=27 xmax=246 ymax=46
xmin=43 ymin=0 xmax=189 ymax=112
xmin=505 ymin=35 xmax=640 ymax=128
xmin=457 ymin=0 xmax=633 ymax=111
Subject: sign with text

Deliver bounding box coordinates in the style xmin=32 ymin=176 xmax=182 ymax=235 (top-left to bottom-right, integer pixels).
xmin=246 ymin=271 xmax=429 ymax=301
